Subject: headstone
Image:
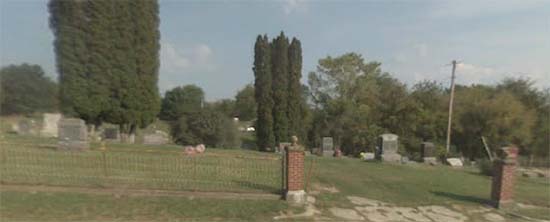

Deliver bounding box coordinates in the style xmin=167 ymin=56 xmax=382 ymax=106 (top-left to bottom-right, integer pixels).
xmin=40 ymin=113 xmax=62 ymax=137
xmin=446 ymin=158 xmax=463 ymax=167
xmin=16 ymin=119 xmax=35 ymax=135
xmin=103 ymin=127 xmax=120 ymax=141
xmin=376 ymin=133 xmax=401 ymax=163
xmin=322 ymin=137 xmax=334 ymax=157
xmin=421 ymin=142 xmax=436 ymax=158
xmin=360 ymin=152 xmax=375 ymax=160
xmin=57 ymin=118 xmax=89 ymax=151
xmin=421 ymin=142 xmax=438 ymax=164
xmin=143 ymin=130 xmax=169 ymax=145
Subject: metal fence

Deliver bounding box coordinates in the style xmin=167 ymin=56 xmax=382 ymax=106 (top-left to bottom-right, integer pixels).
xmin=0 ymin=145 xmax=283 ymax=194
xmin=517 ymin=156 xmax=550 ymax=168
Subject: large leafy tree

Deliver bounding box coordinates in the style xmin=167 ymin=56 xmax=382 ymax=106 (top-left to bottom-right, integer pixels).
xmin=453 ymin=85 xmax=536 ymax=159
xmin=271 ymin=32 xmax=290 ymax=145
xmin=496 ymin=78 xmax=549 ymax=157
xmin=0 ymin=64 xmax=58 ymax=115
xmin=253 ymin=35 xmax=275 ymax=151
xmin=307 ymin=53 xmax=389 ymax=154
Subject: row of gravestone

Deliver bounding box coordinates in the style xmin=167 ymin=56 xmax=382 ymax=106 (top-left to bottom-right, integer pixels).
xmin=57 ymin=118 xmax=170 ymax=151
xmin=11 ymin=114 xmax=170 ymax=150
xmin=313 ymin=134 xmax=441 ymax=164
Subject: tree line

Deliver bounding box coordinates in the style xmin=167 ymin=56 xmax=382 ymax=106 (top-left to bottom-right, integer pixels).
xmin=304 ymin=53 xmax=549 ymax=160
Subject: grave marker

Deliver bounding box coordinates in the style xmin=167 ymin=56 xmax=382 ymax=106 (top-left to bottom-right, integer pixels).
xmin=57 ymin=118 xmax=89 ymax=151
xmin=376 ymin=134 xmax=401 ymax=163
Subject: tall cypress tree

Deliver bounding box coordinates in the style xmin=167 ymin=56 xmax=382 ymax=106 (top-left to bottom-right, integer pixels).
xmin=49 ymin=0 xmax=96 ymax=122
xmin=271 ymin=32 xmax=290 ymax=145
xmin=133 ymin=0 xmax=161 ymax=130
xmin=253 ymin=35 xmax=275 ymax=151
xmin=49 ymin=0 xmax=161 ymax=142
xmin=287 ymin=37 xmax=304 ymax=139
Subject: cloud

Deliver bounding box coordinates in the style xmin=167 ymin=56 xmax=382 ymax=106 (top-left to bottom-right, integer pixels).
xmin=430 ymin=0 xmax=548 ymax=19
xmin=282 ymin=0 xmax=308 ymax=15
xmin=454 ymin=63 xmax=550 ymax=88
xmin=160 ymin=42 xmax=214 ymax=73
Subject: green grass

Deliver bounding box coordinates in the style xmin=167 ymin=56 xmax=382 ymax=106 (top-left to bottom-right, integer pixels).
xmin=1 ymin=134 xmax=283 ymax=194
xmin=309 ymin=157 xmax=550 ymax=219
xmin=0 ymin=191 xmax=289 ymax=221
xmin=1 ymin=132 xmax=548 ymax=221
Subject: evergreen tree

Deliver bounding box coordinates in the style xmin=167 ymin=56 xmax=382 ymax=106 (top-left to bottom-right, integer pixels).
xmin=49 ymin=0 xmax=96 ymax=122
xmin=49 ymin=0 xmax=161 ymax=142
xmin=287 ymin=37 xmax=304 ymax=139
xmin=271 ymin=32 xmax=290 ymax=145
xmin=253 ymin=35 xmax=275 ymax=151
xmin=132 ymin=0 xmax=161 ymax=129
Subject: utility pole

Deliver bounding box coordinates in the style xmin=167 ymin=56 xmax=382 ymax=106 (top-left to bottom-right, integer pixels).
xmin=445 ymin=60 xmax=457 ymax=154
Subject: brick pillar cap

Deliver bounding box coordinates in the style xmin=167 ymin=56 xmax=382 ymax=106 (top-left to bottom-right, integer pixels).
xmin=286 ymin=145 xmax=305 ymax=152
xmin=497 ymin=146 xmax=519 ymax=159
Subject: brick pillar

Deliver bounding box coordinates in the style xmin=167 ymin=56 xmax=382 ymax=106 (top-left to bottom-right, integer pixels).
xmin=285 ymin=147 xmax=306 ymax=204
xmin=491 ymin=146 xmax=518 ymax=208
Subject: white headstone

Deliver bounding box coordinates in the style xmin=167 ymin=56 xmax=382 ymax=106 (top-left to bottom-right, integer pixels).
xmin=40 ymin=113 xmax=62 ymax=137
xmin=446 ymin=158 xmax=463 ymax=167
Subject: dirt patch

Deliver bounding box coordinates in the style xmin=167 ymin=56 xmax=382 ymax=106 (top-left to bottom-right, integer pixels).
xmin=0 ymin=183 xmax=280 ymax=200
xmin=483 ymin=213 xmax=505 ymax=222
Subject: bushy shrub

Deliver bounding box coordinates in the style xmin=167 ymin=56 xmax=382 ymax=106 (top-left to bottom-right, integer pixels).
xmin=170 ymin=108 xmax=240 ymax=148
xmin=477 ymin=158 xmax=494 ymax=176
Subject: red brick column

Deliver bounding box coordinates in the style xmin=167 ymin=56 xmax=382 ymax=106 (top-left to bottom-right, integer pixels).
xmin=285 ymin=147 xmax=306 ymax=204
xmin=286 ymin=149 xmax=304 ymax=191
xmin=491 ymin=146 xmax=518 ymax=208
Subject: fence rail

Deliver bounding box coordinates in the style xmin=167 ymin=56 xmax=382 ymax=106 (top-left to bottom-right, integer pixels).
xmin=517 ymin=156 xmax=550 ymax=168
xmin=0 ymin=144 xmax=282 ymax=194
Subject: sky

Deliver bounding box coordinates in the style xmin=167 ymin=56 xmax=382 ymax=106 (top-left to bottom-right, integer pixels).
xmin=1 ymin=0 xmax=549 ymax=100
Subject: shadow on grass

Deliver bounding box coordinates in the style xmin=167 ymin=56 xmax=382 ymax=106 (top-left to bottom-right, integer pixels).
xmin=232 ymin=180 xmax=283 ymax=195
xmin=431 ymin=191 xmax=491 ymax=205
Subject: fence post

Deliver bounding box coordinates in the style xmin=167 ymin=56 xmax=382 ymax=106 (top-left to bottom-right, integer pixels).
xmin=284 ymin=136 xmax=306 ymax=205
xmin=491 ymin=146 xmax=518 ymax=209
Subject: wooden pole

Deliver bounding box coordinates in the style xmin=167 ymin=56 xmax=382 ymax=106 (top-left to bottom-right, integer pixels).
xmin=481 ymin=136 xmax=493 ymax=161
xmin=446 ymin=60 xmax=457 ymax=154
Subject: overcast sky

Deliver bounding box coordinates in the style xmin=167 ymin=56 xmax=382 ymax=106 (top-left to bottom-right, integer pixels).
xmin=1 ymin=0 xmax=549 ymax=100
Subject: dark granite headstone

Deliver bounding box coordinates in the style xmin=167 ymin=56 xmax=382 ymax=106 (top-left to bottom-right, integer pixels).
xmin=103 ymin=127 xmax=120 ymax=141
xmin=421 ymin=142 xmax=436 ymax=158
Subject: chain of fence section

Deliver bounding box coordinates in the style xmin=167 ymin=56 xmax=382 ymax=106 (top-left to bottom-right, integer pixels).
xmin=0 ymin=143 xmax=283 ymax=194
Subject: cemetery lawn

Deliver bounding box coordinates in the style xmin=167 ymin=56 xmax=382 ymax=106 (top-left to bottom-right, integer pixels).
xmin=308 ymin=157 xmax=550 ymax=220
xmin=1 ymin=133 xmax=548 ymax=220
xmin=0 ymin=190 xmax=289 ymax=221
